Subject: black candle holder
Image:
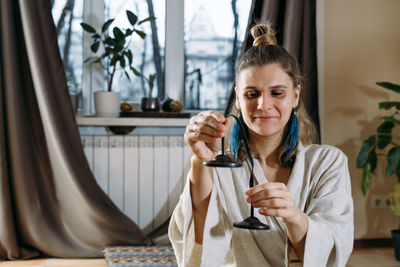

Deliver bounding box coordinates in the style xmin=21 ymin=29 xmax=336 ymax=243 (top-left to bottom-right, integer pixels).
xmin=203 ymin=114 xmax=270 ymax=230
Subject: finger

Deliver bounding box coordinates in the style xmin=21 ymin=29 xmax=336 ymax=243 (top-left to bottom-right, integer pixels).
xmin=205 ymin=110 xmax=226 ymax=123
xmin=246 ymin=182 xmax=287 ymax=196
xmin=252 ymin=198 xmax=290 ymax=209
xmin=196 ymin=123 xmax=226 ymax=138
xmin=258 ymin=207 xmax=292 ymax=219
xmin=199 ymin=110 xmax=227 ymax=125
xmin=246 ymin=189 xmax=290 ymax=203
xmin=186 ymin=122 xmax=224 ymax=141
xmin=187 ymin=114 xmax=222 ymax=132
xmin=189 ymin=118 xmax=225 ymax=136
xmin=185 ymin=131 xmax=220 ymax=144
xmin=196 ymin=115 xmax=227 ymax=133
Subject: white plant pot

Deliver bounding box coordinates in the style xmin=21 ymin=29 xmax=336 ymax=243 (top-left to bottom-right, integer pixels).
xmin=94 ymin=91 xmax=121 ymax=117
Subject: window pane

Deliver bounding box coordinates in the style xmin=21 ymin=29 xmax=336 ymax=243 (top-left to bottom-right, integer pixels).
xmin=184 ymin=0 xmax=251 ymax=110
xmin=52 ymin=0 xmax=84 ymax=94
xmin=105 ymin=0 xmax=165 ymax=102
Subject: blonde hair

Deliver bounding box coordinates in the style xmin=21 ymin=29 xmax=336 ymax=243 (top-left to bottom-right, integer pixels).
xmin=251 ymin=23 xmax=277 ymax=46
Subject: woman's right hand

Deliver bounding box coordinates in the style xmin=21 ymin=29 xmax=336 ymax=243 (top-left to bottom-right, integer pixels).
xmin=184 ymin=111 xmax=228 ymax=162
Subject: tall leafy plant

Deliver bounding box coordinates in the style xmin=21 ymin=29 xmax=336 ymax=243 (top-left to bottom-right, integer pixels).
xmin=142 ymin=73 xmax=156 ymax=98
xmin=356 ymin=82 xmax=400 ymax=195
xmin=80 ymin=11 xmax=155 ymax=92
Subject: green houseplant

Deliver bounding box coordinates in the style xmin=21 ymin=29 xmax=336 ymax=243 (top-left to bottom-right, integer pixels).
xmin=356 ymin=82 xmax=400 ymax=194
xmin=140 ymin=73 xmax=159 ymax=111
xmin=356 ymin=81 xmax=400 ymax=260
xmin=80 ymin=10 xmax=154 ymax=117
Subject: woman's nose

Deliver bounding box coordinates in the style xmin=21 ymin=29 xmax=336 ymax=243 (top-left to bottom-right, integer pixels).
xmin=257 ymin=95 xmax=272 ymax=110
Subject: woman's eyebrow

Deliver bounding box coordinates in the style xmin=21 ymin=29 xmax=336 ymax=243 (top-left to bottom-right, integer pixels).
xmin=270 ymin=85 xmax=288 ymax=89
xmin=243 ymin=85 xmax=288 ymax=90
xmin=243 ymin=86 xmax=258 ymax=90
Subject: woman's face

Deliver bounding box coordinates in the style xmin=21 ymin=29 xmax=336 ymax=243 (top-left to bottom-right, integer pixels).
xmin=235 ymin=63 xmax=300 ymax=141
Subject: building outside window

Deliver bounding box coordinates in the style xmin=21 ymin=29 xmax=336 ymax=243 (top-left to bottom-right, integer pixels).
xmin=51 ymin=0 xmax=250 ymax=112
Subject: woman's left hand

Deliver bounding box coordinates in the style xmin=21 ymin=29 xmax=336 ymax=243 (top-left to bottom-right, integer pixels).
xmin=245 ymin=182 xmax=303 ymax=225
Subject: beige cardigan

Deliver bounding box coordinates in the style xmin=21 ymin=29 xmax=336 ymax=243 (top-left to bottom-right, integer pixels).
xmin=169 ymin=144 xmax=354 ymax=267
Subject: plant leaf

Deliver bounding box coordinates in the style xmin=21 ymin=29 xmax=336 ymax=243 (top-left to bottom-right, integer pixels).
xmin=130 ymin=66 xmax=140 ymax=76
xmin=83 ymin=56 xmax=97 ymax=64
xmin=369 ymin=149 xmax=377 ymax=173
xmin=356 ymin=135 xmax=376 ymax=168
xmin=377 ymin=121 xmax=395 ymax=149
xmin=138 ymin=16 xmax=156 ymax=25
xmin=381 ymin=116 xmax=400 ymax=125
xmin=397 ymin=162 xmax=400 ymax=182
xmin=149 ymin=74 xmax=156 ymax=83
xmin=124 ymin=71 xmax=130 ymax=81
xmin=112 ymin=44 xmax=123 ymax=53
xmin=387 ymin=147 xmax=400 ymax=176
xmin=110 ymin=54 xmax=118 ymax=66
xmin=91 ymin=33 xmax=101 ymax=40
xmin=362 ymin=162 xmax=371 ymax=196
xmin=104 ymin=37 xmax=117 ymax=46
xmin=80 ymin=22 xmax=96 ymax=33
xmin=126 ymin=10 xmax=138 ymax=26
xmin=149 ymin=74 xmax=156 ymax=89
xmin=379 ymin=101 xmax=400 ymax=110
xmin=126 ymin=50 xmax=133 ymax=65
xmin=119 ymin=56 xmax=125 ymax=68
xmin=376 ymin=82 xmax=400 ymax=94
xmin=90 ymin=41 xmax=100 ymax=53
xmin=113 ymin=27 xmax=124 ymax=42
xmin=125 ymin=29 xmax=133 ymax=36
xmin=101 ymin=19 xmax=115 ymax=33
xmin=135 ymin=29 xmax=146 ymax=39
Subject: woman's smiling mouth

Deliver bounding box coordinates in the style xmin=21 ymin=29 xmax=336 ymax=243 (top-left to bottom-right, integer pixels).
xmin=253 ymin=114 xmax=279 ymax=120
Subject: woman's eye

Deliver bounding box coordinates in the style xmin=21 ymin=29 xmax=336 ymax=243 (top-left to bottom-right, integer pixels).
xmin=246 ymin=91 xmax=260 ymax=99
xmin=271 ymin=91 xmax=284 ymax=96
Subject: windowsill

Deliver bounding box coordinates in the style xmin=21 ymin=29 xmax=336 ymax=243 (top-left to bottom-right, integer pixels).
xmin=76 ymin=113 xmax=191 ymax=127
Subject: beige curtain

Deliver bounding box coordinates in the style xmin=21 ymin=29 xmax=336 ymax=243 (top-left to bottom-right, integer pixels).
xmin=0 ymin=0 xmax=149 ymax=260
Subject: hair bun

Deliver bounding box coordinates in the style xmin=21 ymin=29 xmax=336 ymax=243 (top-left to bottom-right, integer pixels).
xmin=251 ymin=24 xmax=277 ymax=47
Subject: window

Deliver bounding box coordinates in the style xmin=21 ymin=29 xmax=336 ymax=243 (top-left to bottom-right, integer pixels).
xmin=51 ymin=0 xmax=84 ymax=94
xmin=104 ymin=0 xmax=165 ymax=102
xmin=184 ymin=0 xmax=251 ymax=110
xmin=52 ymin=0 xmax=251 ymax=113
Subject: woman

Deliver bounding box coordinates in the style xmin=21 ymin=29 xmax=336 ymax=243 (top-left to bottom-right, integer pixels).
xmin=169 ymin=23 xmax=354 ymax=267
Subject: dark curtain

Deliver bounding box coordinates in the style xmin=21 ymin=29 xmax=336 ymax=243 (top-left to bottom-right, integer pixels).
xmin=0 ymin=0 xmax=149 ymax=260
xmin=226 ymin=0 xmax=320 ymax=136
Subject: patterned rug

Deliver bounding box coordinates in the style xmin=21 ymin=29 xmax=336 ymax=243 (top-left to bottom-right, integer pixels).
xmin=103 ymin=246 xmax=178 ymax=267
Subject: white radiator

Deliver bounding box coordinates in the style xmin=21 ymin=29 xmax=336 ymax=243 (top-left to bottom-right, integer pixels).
xmin=81 ymin=135 xmax=192 ymax=233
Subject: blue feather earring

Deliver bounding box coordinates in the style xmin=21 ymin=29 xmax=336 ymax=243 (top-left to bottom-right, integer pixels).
xmin=281 ymin=109 xmax=299 ymax=166
xmin=229 ymin=115 xmax=248 ymax=159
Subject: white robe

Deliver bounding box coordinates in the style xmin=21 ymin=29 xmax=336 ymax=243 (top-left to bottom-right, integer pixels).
xmin=168 ymin=144 xmax=354 ymax=267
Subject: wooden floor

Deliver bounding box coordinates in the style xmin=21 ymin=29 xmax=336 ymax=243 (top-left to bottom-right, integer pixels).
xmin=347 ymin=247 xmax=400 ymax=267
xmin=0 ymin=258 xmax=107 ymax=267
xmin=0 ymin=248 xmax=399 ymax=266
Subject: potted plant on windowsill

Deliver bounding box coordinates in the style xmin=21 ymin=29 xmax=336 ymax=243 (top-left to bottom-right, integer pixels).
xmin=356 ymin=81 xmax=400 ymax=260
xmin=141 ymin=73 xmax=160 ymax=111
xmin=81 ymin=10 xmax=154 ymax=117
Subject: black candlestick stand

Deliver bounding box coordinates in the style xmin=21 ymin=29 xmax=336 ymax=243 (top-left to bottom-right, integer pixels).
xmin=203 ymin=114 xmax=270 ymax=230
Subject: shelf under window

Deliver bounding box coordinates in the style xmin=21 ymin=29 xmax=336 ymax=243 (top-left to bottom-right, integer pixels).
xmin=76 ymin=112 xmax=191 ymax=127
